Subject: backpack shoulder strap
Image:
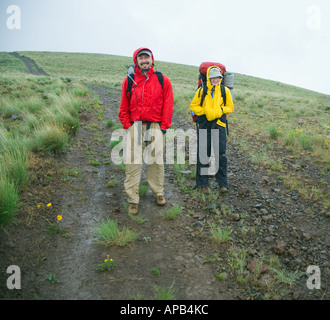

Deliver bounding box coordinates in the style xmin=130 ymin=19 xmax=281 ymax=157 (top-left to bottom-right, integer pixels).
xmin=200 ymin=84 xmax=208 ymax=107
xmin=126 ymin=74 xmax=134 ymax=96
xmin=126 ymin=64 xmax=135 ymax=96
xmin=198 ymin=73 xmax=207 ymax=107
xmin=154 ymin=71 xmax=164 ymax=89
xmin=220 ymin=83 xmax=226 ymax=106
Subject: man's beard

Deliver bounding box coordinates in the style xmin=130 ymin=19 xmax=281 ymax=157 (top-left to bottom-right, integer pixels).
xmin=140 ymin=62 xmax=150 ymax=72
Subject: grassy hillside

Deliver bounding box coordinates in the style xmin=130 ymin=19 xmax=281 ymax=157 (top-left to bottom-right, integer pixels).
xmin=0 ymin=51 xmax=329 ymax=225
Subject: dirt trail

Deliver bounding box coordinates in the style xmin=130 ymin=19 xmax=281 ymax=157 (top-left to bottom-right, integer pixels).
xmin=0 ymin=56 xmax=328 ymax=300
xmin=9 ymin=52 xmax=49 ymax=76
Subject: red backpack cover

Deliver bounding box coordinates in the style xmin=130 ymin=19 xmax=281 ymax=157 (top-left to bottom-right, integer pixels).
xmin=198 ymin=62 xmax=226 ymax=86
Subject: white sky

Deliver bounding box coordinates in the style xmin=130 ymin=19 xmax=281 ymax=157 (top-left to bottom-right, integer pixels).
xmin=0 ymin=0 xmax=329 ymax=95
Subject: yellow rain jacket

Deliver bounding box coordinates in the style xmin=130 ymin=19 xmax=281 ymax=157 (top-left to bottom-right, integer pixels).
xmin=190 ymin=66 xmax=234 ymax=127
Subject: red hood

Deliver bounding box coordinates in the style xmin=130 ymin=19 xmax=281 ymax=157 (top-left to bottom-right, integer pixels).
xmin=133 ymin=47 xmax=154 ymax=65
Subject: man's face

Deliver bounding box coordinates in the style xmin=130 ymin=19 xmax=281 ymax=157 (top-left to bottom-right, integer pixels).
xmin=137 ymin=54 xmax=152 ymax=72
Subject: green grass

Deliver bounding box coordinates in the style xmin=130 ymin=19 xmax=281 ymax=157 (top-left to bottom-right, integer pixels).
xmin=0 ymin=174 xmax=19 ymax=225
xmin=89 ymin=160 xmax=100 ymax=166
xmin=153 ymin=283 xmax=176 ymax=300
xmin=96 ymin=256 xmax=116 ymax=272
xmin=0 ymin=52 xmax=29 ymax=75
xmin=34 ymin=124 xmax=69 ymax=154
xmin=107 ymin=178 xmax=118 ymax=188
xmin=139 ymin=180 xmax=149 ymax=197
xmin=160 ymin=204 xmax=182 ymax=220
xmin=209 ymin=223 xmax=232 ymax=243
xmin=0 ymin=137 xmax=30 ymax=188
xmin=94 ymin=218 xmax=138 ymax=247
xmin=152 ymin=267 xmax=160 ymax=276
xmin=0 ymin=58 xmax=91 ymax=225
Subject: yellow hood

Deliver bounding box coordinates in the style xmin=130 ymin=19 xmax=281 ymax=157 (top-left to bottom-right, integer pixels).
xmin=206 ymin=66 xmax=223 ymax=90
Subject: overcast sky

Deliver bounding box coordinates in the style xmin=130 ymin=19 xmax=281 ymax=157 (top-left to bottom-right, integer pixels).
xmin=0 ymin=0 xmax=329 ymax=94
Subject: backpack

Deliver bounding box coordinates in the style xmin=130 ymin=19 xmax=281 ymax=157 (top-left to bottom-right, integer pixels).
xmin=126 ymin=64 xmax=164 ymax=97
xmin=191 ymin=62 xmax=234 ymax=131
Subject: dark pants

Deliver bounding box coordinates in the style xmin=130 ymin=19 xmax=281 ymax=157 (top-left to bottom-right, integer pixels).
xmin=196 ymin=115 xmax=228 ymax=189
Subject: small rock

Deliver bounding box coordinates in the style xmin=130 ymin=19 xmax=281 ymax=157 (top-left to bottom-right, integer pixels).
xmin=262 ymin=214 xmax=273 ymax=221
xmin=264 ymin=236 xmax=274 ymax=243
xmin=232 ymin=214 xmax=240 ymax=221
xmin=260 ymin=274 xmax=272 ymax=287
xmin=302 ymin=232 xmax=313 ymax=241
xmin=239 ymin=187 xmax=249 ymax=196
xmin=180 ymin=170 xmax=192 ymax=175
xmin=4 ymin=242 xmax=15 ymax=248
xmin=247 ymin=260 xmax=269 ymax=274
xmin=193 ymin=213 xmax=205 ymax=220
xmin=268 ymin=225 xmax=276 ymax=234
xmin=193 ymin=221 xmax=203 ymax=229
xmin=260 ymin=208 xmax=269 ymax=215
xmin=292 ymin=291 xmax=300 ymax=300
xmin=261 ymin=176 xmax=268 ymax=184
xmin=288 ymin=248 xmax=299 ymax=257
xmin=292 ymin=227 xmax=300 ymax=238
xmin=273 ymin=240 xmax=286 ymax=254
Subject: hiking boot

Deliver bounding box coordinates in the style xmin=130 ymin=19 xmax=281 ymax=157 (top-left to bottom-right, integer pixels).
xmin=128 ymin=203 xmax=138 ymax=215
xmin=156 ymin=195 xmax=166 ymax=206
xmin=220 ymin=187 xmax=229 ymax=194
xmin=202 ymin=187 xmax=210 ymax=195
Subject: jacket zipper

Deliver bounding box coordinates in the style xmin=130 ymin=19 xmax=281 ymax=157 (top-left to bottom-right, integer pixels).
xmin=141 ymin=75 xmax=149 ymax=114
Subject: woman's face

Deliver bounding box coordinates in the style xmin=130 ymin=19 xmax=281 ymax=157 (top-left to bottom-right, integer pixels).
xmin=210 ymin=77 xmax=221 ymax=86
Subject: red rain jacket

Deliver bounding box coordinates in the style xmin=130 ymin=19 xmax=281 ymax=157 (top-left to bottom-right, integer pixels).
xmin=119 ymin=47 xmax=174 ymax=130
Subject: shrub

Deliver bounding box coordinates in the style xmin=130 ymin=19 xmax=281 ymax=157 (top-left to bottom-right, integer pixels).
xmin=34 ymin=124 xmax=68 ymax=154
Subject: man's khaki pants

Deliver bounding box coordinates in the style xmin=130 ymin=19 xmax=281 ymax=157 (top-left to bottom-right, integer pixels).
xmin=124 ymin=122 xmax=165 ymax=204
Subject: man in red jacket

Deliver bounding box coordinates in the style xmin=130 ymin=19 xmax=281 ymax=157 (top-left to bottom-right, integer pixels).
xmin=119 ymin=48 xmax=174 ymax=215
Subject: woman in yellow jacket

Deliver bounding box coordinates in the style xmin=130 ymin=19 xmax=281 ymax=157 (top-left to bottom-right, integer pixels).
xmin=190 ymin=66 xmax=234 ymax=194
